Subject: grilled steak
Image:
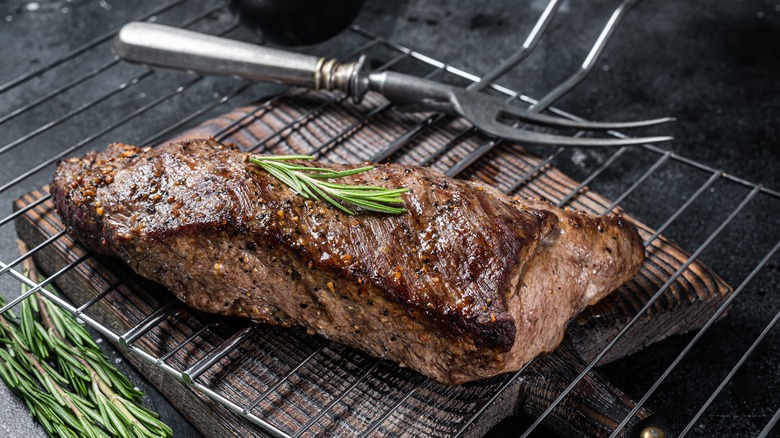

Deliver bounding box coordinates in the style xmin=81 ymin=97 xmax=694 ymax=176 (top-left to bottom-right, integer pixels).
xmin=51 ymin=138 xmax=644 ymax=384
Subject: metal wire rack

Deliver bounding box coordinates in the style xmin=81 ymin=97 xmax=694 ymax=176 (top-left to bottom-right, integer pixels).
xmin=1 ymin=0 xmax=779 ymax=436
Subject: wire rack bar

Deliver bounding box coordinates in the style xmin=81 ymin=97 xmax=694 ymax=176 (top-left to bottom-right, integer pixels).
xmin=601 ymin=151 xmax=672 ymax=214
xmin=420 ymin=123 xmax=479 ymax=167
xmin=0 ymin=254 xmax=90 ymax=316
xmin=0 ymin=59 xmax=117 ymax=126
xmin=242 ymin=344 xmax=328 ymax=414
xmin=642 ymin=143 xmax=780 ymax=199
xmin=118 ymin=329 xmax=291 ymax=438
xmin=369 ymin=108 xmax=443 ymax=163
xmin=0 ymin=230 xmax=66 ymax=280
xmin=142 ymin=81 xmax=255 ymax=146
xmin=76 ymin=277 xmax=126 ymax=314
xmin=191 ymin=381 xmax=291 ymax=438
xmin=292 ymin=359 xmax=382 ymax=437
xmin=556 ymin=147 xmax=629 ymax=206
xmin=119 ymin=299 xmax=180 ymax=345
xmin=643 ymin=170 xmax=722 ymax=247
xmin=158 ymin=320 xmax=218 ymax=363
xmin=503 ymin=147 xmax=565 ymax=195
xmin=0 ymin=194 xmax=51 ymax=227
xmin=0 ymin=0 xmax=187 ymax=94
xmin=0 ymin=229 xmax=67 ymax=286
xmin=357 ymin=374 xmax=427 ymax=437
xmin=453 ymin=362 xmax=537 ymax=437
xmin=445 ymin=137 xmax=501 ymax=178
xmin=192 ymin=381 xmax=291 ymax=438
xmin=0 ymin=73 xmax=200 ymax=194
xmin=181 ymin=324 xmax=260 ymax=383
xmin=758 ymin=405 xmax=780 ymax=438
xmin=0 ymin=9 xmax=247 ymax=193
xmin=350 ymin=28 xmax=479 ymax=85
xmin=0 ymin=70 xmax=153 ymax=157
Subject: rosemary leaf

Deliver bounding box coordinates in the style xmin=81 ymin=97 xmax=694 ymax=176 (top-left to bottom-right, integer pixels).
xmin=45 ymin=300 xmax=68 ymax=342
xmin=304 ymin=179 xmax=357 ymax=215
xmin=21 ymin=299 xmax=36 ymax=351
xmin=72 ymin=395 xmax=102 ymax=424
xmin=34 ymin=322 xmax=53 ymax=355
xmin=40 ymin=360 xmax=68 ymax=385
xmin=0 ymin=357 xmax=15 ymax=387
xmin=102 ymin=394 xmax=130 ymax=437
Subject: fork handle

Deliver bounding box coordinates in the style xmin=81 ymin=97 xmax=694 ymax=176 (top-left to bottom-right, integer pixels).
xmin=112 ymin=22 xmax=369 ymax=101
xmin=367 ymin=71 xmax=460 ymax=115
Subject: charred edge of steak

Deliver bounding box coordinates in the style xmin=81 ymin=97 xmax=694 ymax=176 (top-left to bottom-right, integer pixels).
xmin=51 ymin=145 xmax=136 ymax=255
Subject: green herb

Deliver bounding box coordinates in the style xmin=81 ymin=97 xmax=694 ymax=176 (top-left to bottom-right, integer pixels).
xmin=0 ymin=240 xmax=172 ymax=438
xmin=249 ymin=155 xmax=408 ymax=215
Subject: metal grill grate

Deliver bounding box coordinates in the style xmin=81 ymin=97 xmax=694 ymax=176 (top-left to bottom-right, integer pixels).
xmin=1 ymin=0 xmax=779 ymax=436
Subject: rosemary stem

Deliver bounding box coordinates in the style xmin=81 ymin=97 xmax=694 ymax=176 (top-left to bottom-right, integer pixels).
xmin=77 ymin=355 xmax=151 ymax=434
xmin=0 ymin=313 xmax=11 ymax=332
xmin=24 ymin=349 xmax=84 ymax=421
xmin=35 ymin=294 xmax=58 ymax=340
xmin=0 ymin=315 xmax=16 ymax=341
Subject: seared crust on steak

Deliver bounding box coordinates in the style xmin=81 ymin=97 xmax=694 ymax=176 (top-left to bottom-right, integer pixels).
xmin=51 ymin=138 xmax=644 ymax=383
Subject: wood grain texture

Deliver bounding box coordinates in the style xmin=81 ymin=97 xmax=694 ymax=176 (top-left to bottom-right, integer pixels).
xmin=15 ymin=89 xmax=731 ymax=437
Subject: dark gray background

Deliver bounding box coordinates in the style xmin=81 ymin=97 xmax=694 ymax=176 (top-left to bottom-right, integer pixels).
xmin=0 ymin=0 xmax=777 ymax=436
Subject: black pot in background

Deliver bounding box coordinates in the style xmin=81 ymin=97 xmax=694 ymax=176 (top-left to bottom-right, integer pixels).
xmin=231 ymin=0 xmax=365 ymax=46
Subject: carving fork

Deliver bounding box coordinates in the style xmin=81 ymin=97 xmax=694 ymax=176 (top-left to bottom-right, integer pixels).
xmin=113 ymin=22 xmax=674 ymax=147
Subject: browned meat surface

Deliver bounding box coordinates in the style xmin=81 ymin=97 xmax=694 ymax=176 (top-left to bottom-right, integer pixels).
xmin=51 ymin=138 xmax=644 ymax=384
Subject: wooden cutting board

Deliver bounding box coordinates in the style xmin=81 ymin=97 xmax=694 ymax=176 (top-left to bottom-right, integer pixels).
xmin=15 ymin=89 xmax=731 ymax=437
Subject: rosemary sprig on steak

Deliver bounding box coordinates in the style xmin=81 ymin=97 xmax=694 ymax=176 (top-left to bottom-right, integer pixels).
xmin=249 ymin=154 xmax=408 ymax=215
xmin=0 ymin=241 xmax=172 ymax=438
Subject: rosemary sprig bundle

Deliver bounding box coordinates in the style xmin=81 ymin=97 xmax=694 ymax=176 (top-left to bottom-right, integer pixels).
xmin=0 ymin=241 xmax=172 ymax=438
xmin=249 ymin=155 xmax=408 ymax=215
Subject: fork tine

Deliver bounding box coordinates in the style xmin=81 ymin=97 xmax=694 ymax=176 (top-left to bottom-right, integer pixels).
xmin=496 ymin=104 xmax=676 ymax=130
xmin=475 ymin=119 xmax=673 ymax=147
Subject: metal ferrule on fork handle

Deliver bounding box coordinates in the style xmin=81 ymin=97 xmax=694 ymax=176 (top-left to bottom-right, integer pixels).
xmin=313 ymin=55 xmax=370 ymax=104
